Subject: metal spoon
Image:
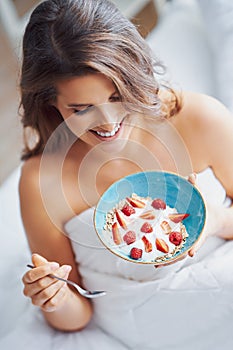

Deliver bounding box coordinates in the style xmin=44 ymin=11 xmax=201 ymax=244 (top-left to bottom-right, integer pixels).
xmin=27 ymin=264 xmax=106 ymax=299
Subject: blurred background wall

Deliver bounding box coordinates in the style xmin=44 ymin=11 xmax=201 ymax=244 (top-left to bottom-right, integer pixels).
xmin=0 ymin=21 xmax=21 ymax=184
xmin=0 ymin=0 xmax=41 ymax=184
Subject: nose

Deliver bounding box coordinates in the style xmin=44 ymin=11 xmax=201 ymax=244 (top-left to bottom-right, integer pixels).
xmin=95 ymin=104 xmax=120 ymax=130
xmin=99 ymin=123 xmax=116 ymax=132
xmin=97 ymin=104 xmax=116 ymax=124
xmin=97 ymin=103 xmax=126 ymax=125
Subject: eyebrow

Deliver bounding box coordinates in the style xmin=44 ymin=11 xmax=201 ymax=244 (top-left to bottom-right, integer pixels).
xmin=66 ymin=91 xmax=119 ymax=108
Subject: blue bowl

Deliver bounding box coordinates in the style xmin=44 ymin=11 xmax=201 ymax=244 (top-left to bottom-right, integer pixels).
xmin=94 ymin=171 xmax=206 ymax=264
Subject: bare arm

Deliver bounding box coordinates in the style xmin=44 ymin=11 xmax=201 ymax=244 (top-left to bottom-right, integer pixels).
xmin=202 ymin=96 xmax=233 ymax=239
xmin=19 ymin=159 xmax=93 ymax=331
xmin=178 ymin=93 xmax=233 ymax=242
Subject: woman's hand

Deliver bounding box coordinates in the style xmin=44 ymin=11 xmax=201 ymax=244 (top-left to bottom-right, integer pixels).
xmin=182 ymin=173 xmax=221 ymax=257
xmin=22 ymin=253 xmax=72 ymax=312
xmin=187 ymin=173 xmax=227 ymax=256
xmin=188 ymin=200 xmax=222 ymax=256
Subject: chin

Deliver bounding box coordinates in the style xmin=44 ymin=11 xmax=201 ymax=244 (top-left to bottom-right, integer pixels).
xmin=98 ymin=138 xmax=129 ymax=154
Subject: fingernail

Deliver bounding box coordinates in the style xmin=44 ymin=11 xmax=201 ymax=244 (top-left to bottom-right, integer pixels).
xmin=62 ymin=265 xmax=72 ymax=273
xmin=50 ymin=262 xmax=60 ymax=270
xmin=189 ymin=251 xmax=195 ymax=258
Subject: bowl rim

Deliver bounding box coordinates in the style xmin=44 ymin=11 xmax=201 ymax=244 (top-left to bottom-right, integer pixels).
xmin=94 ymin=170 xmax=207 ymax=265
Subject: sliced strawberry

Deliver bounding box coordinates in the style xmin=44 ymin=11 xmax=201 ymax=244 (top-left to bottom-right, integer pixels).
xmin=160 ymin=220 xmax=171 ymax=234
xmin=112 ymin=222 xmax=122 ymax=245
xmin=130 ymin=247 xmax=143 ymax=260
xmin=115 ymin=210 xmax=127 ymax=229
xmin=168 ymin=213 xmax=190 ymax=223
xmin=121 ymin=204 xmax=136 ymax=216
xmin=169 ymin=231 xmax=183 ymax=246
xmin=126 ymin=197 xmax=146 ymax=208
xmin=142 ymin=235 xmax=153 ymax=252
xmin=141 ymin=222 xmax=153 ymax=233
xmin=123 ymin=231 xmax=136 ymax=245
xmin=151 ymin=198 xmax=166 ymax=210
xmin=139 ymin=210 xmax=156 ymax=220
xmin=155 ymin=238 xmax=169 ymax=253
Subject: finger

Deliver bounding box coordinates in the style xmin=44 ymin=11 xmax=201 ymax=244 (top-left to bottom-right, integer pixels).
xmin=23 ymin=263 xmax=71 ymax=297
xmin=188 ymin=241 xmax=200 ymax=257
xmin=23 ymin=274 xmax=57 ymax=297
xmin=23 ymin=262 xmax=60 ymax=284
xmin=188 ymin=242 xmax=198 ymax=257
xmin=54 ymin=264 xmax=72 ymax=279
xmin=187 ymin=173 xmax=197 ymax=185
xmin=31 ymin=279 xmax=65 ymax=307
xmin=41 ymin=284 xmax=68 ymax=312
xmin=188 ymin=248 xmax=195 ymax=257
xmin=28 ymin=265 xmax=71 ymax=306
xmin=30 ymin=265 xmax=71 ymax=307
xmin=32 ymin=253 xmax=48 ymax=267
xmin=188 ymin=232 xmax=206 ymax=257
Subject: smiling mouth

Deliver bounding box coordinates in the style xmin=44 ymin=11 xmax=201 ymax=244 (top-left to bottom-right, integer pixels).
xmin=90 ymin=123 xmax=121 ymax=139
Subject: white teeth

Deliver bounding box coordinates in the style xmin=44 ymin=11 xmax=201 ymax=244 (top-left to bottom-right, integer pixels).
xmin=96 ymin=124 xmax=120 ymax=137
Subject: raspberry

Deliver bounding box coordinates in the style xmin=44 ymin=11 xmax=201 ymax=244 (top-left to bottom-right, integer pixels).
xmin=141 ymin=222 xmax=153 ymax=233
xmin=123 ymin=231 xmax=136 ymax=245
xmin=169 ymin=231 xmax=183 ymax=246
xmin=151 ymin=198 xmax=166 ymax=210
xmin=121 ymin=204 xmax=136 ymax=216
xmin=130 ymin=247 xmax=143 ymax=260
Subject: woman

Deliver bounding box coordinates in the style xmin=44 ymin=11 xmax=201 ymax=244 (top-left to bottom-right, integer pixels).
xmin=20 ymin=0 xmax=233 ymax=348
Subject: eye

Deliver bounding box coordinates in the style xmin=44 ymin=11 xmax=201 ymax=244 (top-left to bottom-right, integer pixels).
xmin=74 ymin=105 xmax=93 ymax=115
xmin=109 ymin=95 xmax=121 ymax=102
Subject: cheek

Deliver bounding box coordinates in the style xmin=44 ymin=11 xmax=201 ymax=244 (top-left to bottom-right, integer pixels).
xmin=61 ymin=108 xmax=102 ymax=137
xmin=79 ymin=131 xmax=102 ymax=148
xmin=61 ymin=113 xmax=96 ymax=143
xmin=63 ymin=115 xmax=88 ymax=138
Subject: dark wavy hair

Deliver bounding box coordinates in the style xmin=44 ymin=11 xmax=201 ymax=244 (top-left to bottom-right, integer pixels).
xmin=20 ymin=0 xmax=182 ymax=160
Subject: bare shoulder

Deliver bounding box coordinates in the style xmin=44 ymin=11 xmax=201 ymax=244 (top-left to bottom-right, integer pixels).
xmin=19 ymin=153 xmax=75 ymax=232
xmin=171 ymin=91 xmax=233 ymax=150
xmin=19 ymin=155 xmax=42 ymax=199
xmin=19 ymin=156 xmax=56 ymax=228
xmin=173 ymin=91 xmax=233 ymax=197
xmin=19 ymin=155 xmax=55 ymax=207
xmin=175 ymin=91 xmax=233 ymax=128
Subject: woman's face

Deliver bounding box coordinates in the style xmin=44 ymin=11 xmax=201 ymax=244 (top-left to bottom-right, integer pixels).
xmin=55 ymin=73 xmax=132 ymax=151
